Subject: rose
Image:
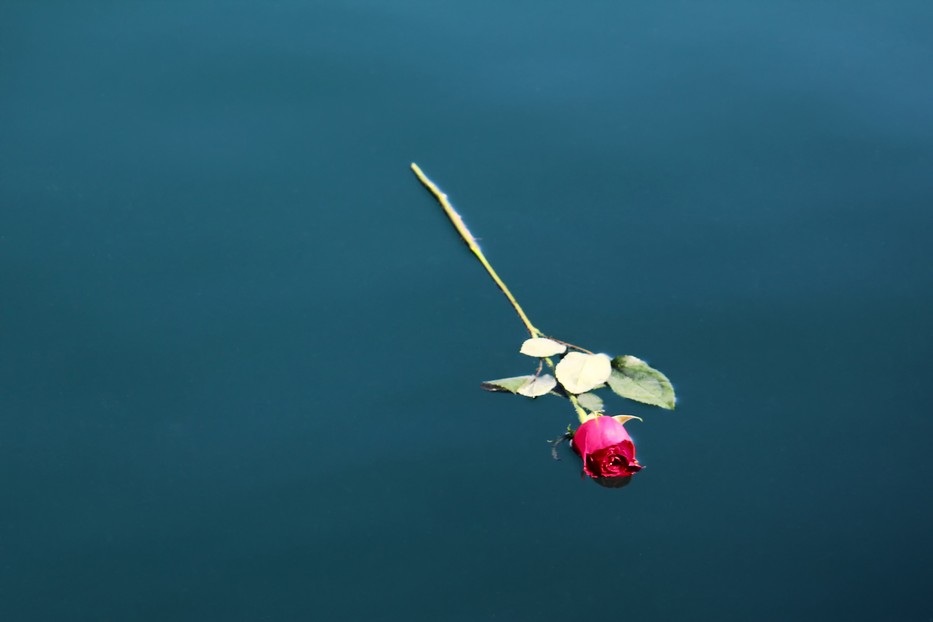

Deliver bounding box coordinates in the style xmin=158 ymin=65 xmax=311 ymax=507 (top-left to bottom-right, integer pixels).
xmin=572 ymin=415 xmax=643 ymax=487
xmin=571 ymin=416 xmax=643 ymax=487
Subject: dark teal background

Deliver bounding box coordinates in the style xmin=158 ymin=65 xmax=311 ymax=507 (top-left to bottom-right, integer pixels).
xmin=2 ymin=2 xmax=932 ymax=620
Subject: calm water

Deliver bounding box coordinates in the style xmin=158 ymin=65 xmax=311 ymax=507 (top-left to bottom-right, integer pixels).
xmin=2 ymin=2 xmax=932 ymax=620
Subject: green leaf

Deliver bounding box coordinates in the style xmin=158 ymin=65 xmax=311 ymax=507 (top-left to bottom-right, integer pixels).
xmin=481 ymin=375 xmax=533 ymax=393
xmin=613 ymin=414 xmax=643 ymax=425
xmin=575 ymin=392 xmax=605 ymax=413
xmin=555 ymin=352 xmax=612 ymax=394
xmin=607 ymin=355 xmax=676 ymax=409
xmin=519 ymin=337 xmax=567 ymax=357
xmin=480 ymin=374 xmax=556 ymax=398
xmin=517 ymin=374 xmax=557 ymax=397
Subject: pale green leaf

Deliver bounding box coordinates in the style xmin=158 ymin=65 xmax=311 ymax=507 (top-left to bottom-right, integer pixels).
xmin=480 ymin=374 xmax=556 ymax=398
xmin=516 ymin=374 xmax=557 ymax=397
xmin=613 ymin=414 xmax=643 ymax=425
xmin=555 ymin=352 xmax=612 ymax=394
xmin=519 ymin=337 xmax=567 ymax=357
xmin=481 ymin=375 xmax=534 ymax=393
xmin=576 ymin=392 xmax=605 ymax=413
xmin=607 ymin=355 xmax=676 ymax=409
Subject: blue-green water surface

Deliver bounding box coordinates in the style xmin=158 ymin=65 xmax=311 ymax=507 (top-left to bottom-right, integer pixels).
xmin=2 ymin=2 xmax=932 ymax=620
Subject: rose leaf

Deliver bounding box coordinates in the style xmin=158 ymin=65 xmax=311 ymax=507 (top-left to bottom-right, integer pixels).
xmin=516 ymin=374 xmax=557 ymax=398
xmin=480 ymin=375 xmax=535 ymax=393
xmin=480 ymin=374 xmax=556 ymax=398
xmin=613 ymin=414 xmax=643 ymax=425
xmin=575 ymin=392 xmax=605 ymax=413
xmin=607 ymin=355 xmax=676 ymax=409
xmin=555 ymin=352 xmax=612 ymax=394
xmin=519 ymin=337 xmax=567 ymax=357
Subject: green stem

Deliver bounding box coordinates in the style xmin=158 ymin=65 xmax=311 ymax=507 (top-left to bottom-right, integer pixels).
xmin=570 ymin=397 xmax=589 ymax=423
xmin=411 ymin=162 xmax=589 ymax=424
xmin=410 ymin=163 xmax=540 ymax=338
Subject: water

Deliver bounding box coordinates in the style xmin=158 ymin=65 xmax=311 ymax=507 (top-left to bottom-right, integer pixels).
xmin=2 ymin=2 xmax=932 ymax=620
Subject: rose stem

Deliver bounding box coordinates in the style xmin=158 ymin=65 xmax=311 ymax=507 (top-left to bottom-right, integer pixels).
xmin=411 ymin=162 xmax=589 ymax=424
xmin=410 ymin=162 xmax=540 ymax=339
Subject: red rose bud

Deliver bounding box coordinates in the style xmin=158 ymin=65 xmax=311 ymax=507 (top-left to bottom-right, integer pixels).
xmin=572 ymin=416 xmax=643 ymax=487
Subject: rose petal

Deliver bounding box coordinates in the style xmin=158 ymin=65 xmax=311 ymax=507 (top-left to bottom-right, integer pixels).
xmin=572 ymin=415 xmax=634 ymax=456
